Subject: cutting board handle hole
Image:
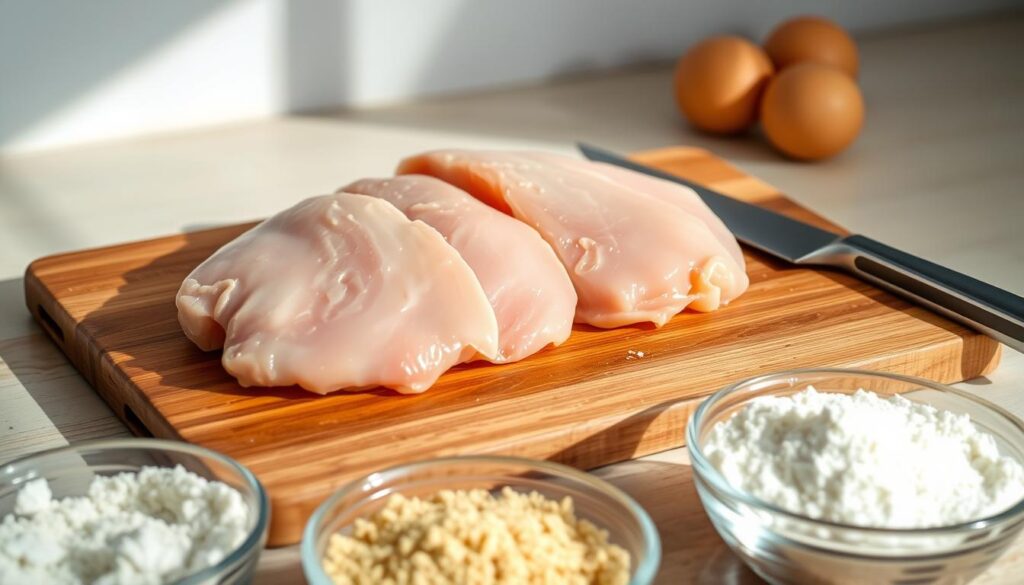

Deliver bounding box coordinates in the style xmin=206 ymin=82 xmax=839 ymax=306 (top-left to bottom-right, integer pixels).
xmin=36 ymin=304 xmax=65 ymax=343
xmin=123 ymin=405 xmax=154 ymax=438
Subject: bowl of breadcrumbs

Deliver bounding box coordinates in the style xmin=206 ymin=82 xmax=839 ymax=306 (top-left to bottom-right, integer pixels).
xmin=301 ymin=456 xmax=660 ymax=585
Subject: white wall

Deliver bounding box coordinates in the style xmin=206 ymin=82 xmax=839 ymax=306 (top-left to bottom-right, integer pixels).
xmin=1 ymin=0 xmax=1017 ymax=154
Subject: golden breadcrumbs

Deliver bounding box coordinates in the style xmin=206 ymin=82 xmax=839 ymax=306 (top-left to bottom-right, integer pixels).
xmin=322 ymin=487 xmax=630 ymax=585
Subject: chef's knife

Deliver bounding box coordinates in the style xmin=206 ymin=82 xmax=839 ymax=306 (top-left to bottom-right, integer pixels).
xmin=578 ymin=143 xmax=1024 ymax=354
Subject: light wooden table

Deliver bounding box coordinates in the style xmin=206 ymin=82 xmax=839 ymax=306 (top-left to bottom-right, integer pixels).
xmin=1 ymin=14 xmax=1022 ymax=584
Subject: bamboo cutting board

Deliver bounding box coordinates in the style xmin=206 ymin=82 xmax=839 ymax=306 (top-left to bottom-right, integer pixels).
xmin=23 ymin=147 xmax=1001 ymax=546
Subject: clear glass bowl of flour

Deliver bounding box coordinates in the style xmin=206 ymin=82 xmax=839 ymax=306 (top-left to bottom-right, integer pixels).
xmin=0 ymin=438 xmax=269 ymax=584
xmin=687 ymin=368 xmax=1024 ymax=585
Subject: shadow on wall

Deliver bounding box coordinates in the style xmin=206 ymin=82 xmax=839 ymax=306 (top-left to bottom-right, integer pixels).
xmin=0 ymin=1 xmax=224 ymax=145
xmin=293 ymin=0 xmax=788 ymax=162
xmin=283 ymin=0 xmax=349 ymax=112
xmin=0 ymin=0 xmax=354 ymax=150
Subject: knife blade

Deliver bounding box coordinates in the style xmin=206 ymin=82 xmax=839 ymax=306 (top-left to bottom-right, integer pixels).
xmin=578 ymin=142 xmax=1024 ymax=354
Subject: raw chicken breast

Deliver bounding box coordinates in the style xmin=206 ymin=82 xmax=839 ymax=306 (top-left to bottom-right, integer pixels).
xmin=342 ymin=175 xmax=576 ymax=363
xmin=399 ymin=150 xmax=749 ymax=328
xmin=176 ymin=192 xmax=499 ymax=394
xmin=591 ymin=163 xmax=745 ymax=269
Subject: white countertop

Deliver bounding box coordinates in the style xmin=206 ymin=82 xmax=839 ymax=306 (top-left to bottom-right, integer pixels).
xmin=1 ymin=13 xmax=1022 ymax=584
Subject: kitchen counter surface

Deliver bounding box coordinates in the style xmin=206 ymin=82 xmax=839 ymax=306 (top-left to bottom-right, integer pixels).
xmin=1 ymin=13 xmax=1022 ymax=584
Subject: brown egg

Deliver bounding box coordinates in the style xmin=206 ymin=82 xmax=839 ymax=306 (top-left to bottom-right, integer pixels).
xmin=761 ymin=63 xmax=864 ymax=160
xmin=764 ymin=16 xmax=859 ymax=77
xmin=674 ymin=36 xmax=774 ymax=134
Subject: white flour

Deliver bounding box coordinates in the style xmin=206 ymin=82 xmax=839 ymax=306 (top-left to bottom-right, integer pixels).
xmin=0 ymin=465 xmax=250 ymax=584
xmin=704 ymin=387 xmax=1024 ymax=528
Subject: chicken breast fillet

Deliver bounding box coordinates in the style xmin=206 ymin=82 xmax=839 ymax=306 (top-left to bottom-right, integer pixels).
xmin=343 ymin=175 xmax=577 ymax=363
xmin=176 ymin=192 xmax=499 ymax=394
xmin=398 ymin=150 xmax=749 ymax=328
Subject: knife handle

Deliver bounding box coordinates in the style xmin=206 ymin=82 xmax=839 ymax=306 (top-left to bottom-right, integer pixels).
xmin=811 ymin=234 xmax=1024 ymax=354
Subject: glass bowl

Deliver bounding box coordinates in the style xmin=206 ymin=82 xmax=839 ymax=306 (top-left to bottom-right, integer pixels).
xmin=0 ymin=438 xmax=269 ymax=584
xmin=302 ymin=455 xmax=661 ymax=584
xmin=686 ymin=368 xmax=1024 ymax=585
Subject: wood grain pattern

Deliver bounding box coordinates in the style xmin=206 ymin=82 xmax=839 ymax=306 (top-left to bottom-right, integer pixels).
xmin=23 ymin=147 xmax=1001 ymax=546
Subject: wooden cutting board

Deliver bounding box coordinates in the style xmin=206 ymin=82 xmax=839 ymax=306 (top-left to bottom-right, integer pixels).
xmin=23 ymin=147 xmax=1001 ymax=546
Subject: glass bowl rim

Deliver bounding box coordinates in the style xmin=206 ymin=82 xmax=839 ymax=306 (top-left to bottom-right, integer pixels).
xmin=686 ymin=367 xmax=1024 ymax=536
xmin=0 ymin=437 xmax=269 ymax=584
xmin=301 ymin=454 xmax=662 ymax=585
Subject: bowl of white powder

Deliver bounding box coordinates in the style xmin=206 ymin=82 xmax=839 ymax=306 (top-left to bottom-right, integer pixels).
xmin=0 ymin=438 xmax=269 ymax=584
xmin=686 ymin=368 xmax=1024 ymax=585
xmin=301 ymin=455 xmax=661 ymax=584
